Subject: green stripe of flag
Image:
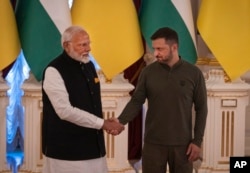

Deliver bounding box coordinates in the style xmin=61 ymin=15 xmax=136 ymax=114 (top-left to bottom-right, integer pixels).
xmin=139 ymin=0 xmax=197 ymax=64
xmin=16 ymin=0 xmax=62 ymax=81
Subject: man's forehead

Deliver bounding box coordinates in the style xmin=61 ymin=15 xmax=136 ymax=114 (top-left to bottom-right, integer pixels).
xmin=72 ymin=32 xmax=89 ymax=41
xmin=152 ymin=39 xmax=167 ymax=45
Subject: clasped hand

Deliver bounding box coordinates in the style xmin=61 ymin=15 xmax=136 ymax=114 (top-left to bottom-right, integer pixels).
xmin=102 ymin=118 xmax=124 ymax=135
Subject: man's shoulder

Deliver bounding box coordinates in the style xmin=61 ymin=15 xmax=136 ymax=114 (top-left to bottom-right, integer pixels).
xmin=181 ymin=60 xmax=201 ymax=71
xmin=48 ymin=53 xmax=66 ymax=67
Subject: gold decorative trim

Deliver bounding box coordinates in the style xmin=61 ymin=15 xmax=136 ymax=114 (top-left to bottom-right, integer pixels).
xmin=218 ymin=161 xmax=230 ymax=164
xmin=196 ymin=57 xmax=221 ymax=66
xmin=221 ymin=111 xmax=225 ymax=157
xmin=231 ymin=112 xmax=234 ymax=155
xmin=226 ymin=112 xmax=230 ymax=156
xmin=196 ymin=57 xmax=210 ymax=65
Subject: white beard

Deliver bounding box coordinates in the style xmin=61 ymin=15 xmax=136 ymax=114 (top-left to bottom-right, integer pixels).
xmin=68 ymin=49 xmax=90 ymax=63
xmin=80 ymin=55 xmax=90 ymax=63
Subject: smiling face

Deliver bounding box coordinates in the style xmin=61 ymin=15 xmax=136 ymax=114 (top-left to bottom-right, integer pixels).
xmin=63 ymin=30 xmax=91 ymax=62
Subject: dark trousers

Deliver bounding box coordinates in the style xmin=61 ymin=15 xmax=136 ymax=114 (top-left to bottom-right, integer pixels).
xmin=142 ymin=142 xmax=193 ymax=173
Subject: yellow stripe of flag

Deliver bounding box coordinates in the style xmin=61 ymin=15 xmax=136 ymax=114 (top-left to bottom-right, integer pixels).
xmin=0 ymin=0 xmax=20 ymax=70
xmin=197 ymin=0 xmax=250 ymax=80
xmin=71 ymin=0 xmax=144 ymax=80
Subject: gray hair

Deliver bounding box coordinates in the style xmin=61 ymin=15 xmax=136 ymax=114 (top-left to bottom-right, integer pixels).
xmin=61 ymin=25 xmax=86 ymax=47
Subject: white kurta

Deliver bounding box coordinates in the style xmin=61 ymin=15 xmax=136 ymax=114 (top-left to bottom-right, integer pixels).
xmin=42 ymin=67 xmax=108 ymax=173
xmin=42 ymin=156 xmax=108 ymax=173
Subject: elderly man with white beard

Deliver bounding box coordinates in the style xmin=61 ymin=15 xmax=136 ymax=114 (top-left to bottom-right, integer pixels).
xmin=41 ymin=25 xmax=124 ymax=173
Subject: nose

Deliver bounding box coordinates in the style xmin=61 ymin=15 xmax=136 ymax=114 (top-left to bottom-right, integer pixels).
xmin=88 ymin=45 xmax=91 ymax=51
xmin=85 ymin=45 xmax=90 ymax=51
xmin=153 ymin=50 xmax=158 ymax=57
xmin=82 ymin=44 xmax=91 ymax=52
xmin=87 ymin=46 xmax=91 ymax=53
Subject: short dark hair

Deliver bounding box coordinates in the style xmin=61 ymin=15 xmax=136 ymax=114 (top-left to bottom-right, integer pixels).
xmin=150 ymin=27 xmax=179 ymax=45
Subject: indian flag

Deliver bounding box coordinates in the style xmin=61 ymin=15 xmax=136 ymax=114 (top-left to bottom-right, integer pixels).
xmin=197 ymin=0 xmax=250 ymax=81
xmin=15 ymin=0 xmax=72 ymax=81
xmin=0 ymin=0 xmax=21 ymax=71
xmin=71 ymin=0 xmax=144 ymax=80
xmin=140 ymin=0 xmax=197 ymax=64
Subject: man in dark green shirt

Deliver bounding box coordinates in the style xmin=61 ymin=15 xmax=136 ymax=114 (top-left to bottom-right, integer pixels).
xmin=117 ymin=27 xmax=207 ymax=173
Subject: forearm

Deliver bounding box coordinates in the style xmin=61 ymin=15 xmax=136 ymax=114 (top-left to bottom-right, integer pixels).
xmin=193 ymin=110 xmax=207 ymax=147
xmin=118 ymin=98 xmax=143 ymax=124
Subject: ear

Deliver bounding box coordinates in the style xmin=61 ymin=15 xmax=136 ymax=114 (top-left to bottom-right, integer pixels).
xmin=63 ymin=41 xmax=68 ymax=48
xmin=63 ymin=42 xmax=70 ymax=52
xmin=171 ymin=43 xmax=178 ymax=51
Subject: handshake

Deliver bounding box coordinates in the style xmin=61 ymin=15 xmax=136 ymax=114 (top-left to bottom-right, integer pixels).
xmin=102 ymin=118 xmax=125 ymax=135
